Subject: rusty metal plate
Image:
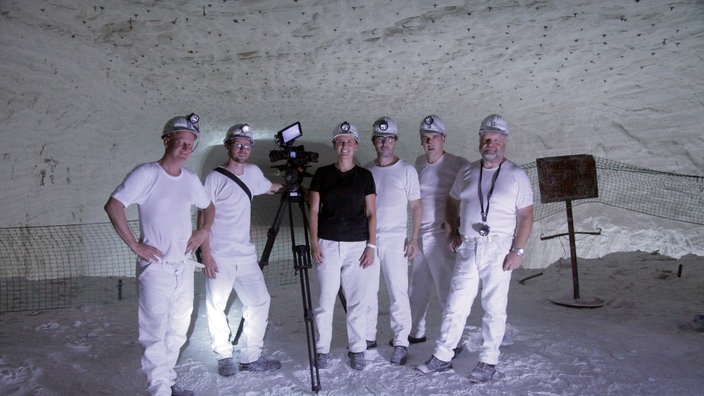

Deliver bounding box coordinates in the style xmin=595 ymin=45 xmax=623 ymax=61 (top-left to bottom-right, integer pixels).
xmin=536 ymin=154 xmax=598 ymax=203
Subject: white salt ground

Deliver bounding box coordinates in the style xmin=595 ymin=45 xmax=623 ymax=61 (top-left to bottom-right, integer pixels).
xmin=1 ymin=251 xmax=702 ymax=395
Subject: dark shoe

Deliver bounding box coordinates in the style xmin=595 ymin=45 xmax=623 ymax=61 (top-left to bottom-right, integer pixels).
xmin=366 ymin=339 xmax=377 ymax=349
xmin=217 ymin=357 xmax=236 ymax=377
xmin=348 ymin=351 xmax=367 ymax=370
xmin=468 ymin=362 xmax=496 ymax=383
xmin=315 ymin=353 xmax=330 ymax=369
xmin=408 ymin=335 xmax=427 ymax=344
xmin=171 ymin=385 xmax=194 ymax=396
xmin=415 ymin=355 xmax=452 ymax=374
xmin=239 ymin=356 xmax=282 ymax=372
xmin=390 ymin=346 xmax=408 ymax=365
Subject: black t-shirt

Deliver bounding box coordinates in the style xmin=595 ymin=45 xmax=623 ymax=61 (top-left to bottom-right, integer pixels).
xmin=309 ymin=164 xmax=376 ymax=242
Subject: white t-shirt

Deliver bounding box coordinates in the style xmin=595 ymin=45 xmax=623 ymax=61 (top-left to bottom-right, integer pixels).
xmin=415 ymin=152 xmax=470 ymax=237
xmin=449 ymin=159 xmax=533 ymax=238
xmin=111 ymin=161 xmax=211 ymax=261
xmin=364 ymin=159 xmax=421 ymax=239
xmin=204 ymin=164 xmax=273 ymax=257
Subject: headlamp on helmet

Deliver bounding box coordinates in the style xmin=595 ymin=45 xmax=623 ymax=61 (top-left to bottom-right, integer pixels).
xmin=419 ymin=114 xmax=445 ymax=135
xmin=332 ymin=121 xmax=359 ymax=142
xmin=161 ymin=113 xmax=201 ymax=149
xmin=224 ymin=123 xmax=255 ymax=144
xmin=372 ymin=116 xmax=399 ymax=137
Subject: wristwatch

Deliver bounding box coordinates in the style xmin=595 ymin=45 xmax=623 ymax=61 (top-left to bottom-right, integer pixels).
xmin=509 ymin=247 xmax=525 ymax=256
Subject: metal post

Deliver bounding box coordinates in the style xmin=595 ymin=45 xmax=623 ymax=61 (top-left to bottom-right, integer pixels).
xmin=565 ymin=200 xmax=580 ymax=299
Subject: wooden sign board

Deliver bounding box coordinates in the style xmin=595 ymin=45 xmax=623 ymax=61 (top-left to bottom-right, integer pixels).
xmin=536 ymin=154 xmax=598 ymax=203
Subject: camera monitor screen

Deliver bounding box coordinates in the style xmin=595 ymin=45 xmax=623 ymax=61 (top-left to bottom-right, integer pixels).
xmin=278 ymin=122 xmax=302 ymax=145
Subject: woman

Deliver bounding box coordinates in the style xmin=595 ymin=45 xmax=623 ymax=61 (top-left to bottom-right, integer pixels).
xmin=309 ymin=121 xmax=377 ymax=371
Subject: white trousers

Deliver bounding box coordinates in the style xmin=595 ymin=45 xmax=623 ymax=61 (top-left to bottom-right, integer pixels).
xmin=408 ymin=234 xmax=456 ymax=338
xmin=433 ymin=235 xmax=512 ymax=365
xmin=205 ymin=252 xmax=271 ymax=364
xmin=137 ymin=259 xmax=196 ymax=396
xmin=314 ymin=239 xmax=372 ymax=354
xmin=366 ymin=235 xmax=412 ymax=346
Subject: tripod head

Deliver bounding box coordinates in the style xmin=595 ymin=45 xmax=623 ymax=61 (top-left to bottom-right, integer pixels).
xmin=272 ymin=163 xmax=313 ymax=193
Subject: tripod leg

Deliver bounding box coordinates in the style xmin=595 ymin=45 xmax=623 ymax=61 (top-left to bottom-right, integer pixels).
xmin=337 ymin=288 xmax=347 ymax=313
xmin=292 ymin=196 xmax=321 ymax=392
xmin=294 ymin=245 xmax=321 ymax=392
xmin=232 ymin=316 xmax=245 ymax=345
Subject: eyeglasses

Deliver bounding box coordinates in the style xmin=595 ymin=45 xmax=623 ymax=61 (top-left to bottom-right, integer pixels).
xmin=231 ymin=142 xmax=252 ymax=151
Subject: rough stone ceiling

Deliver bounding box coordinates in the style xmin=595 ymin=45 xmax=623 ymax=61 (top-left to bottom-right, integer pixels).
xmin=1 ymin=0 xmax=703 ymax=225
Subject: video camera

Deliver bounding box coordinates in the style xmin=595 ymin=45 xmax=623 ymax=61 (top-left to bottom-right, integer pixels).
xmin=269 ymin=122 xmax=319 ymax=187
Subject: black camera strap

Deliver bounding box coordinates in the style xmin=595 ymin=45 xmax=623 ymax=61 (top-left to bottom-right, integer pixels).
xmin=214 ymin=167 xmax=252 ymax=201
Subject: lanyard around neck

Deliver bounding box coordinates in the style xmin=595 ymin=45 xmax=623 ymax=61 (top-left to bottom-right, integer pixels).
xmin=478 ymin=161 xmax=503 ymax=223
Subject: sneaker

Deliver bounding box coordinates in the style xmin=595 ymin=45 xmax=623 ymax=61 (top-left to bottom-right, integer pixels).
xmin=468 ymin=362 xmax=496 ymax=383
xmin=408 ymin=335 xmax=427 ymax=344
xmin=217 ymin=357 xmax=236 ymax=377
xmin=366 ymin=340 xmax=377 ymax=349
xmin=390 ymin=346 xmax=408 ymax=365
xmin=348 ymin=351 xmax=367 ymax=370
xmin=415 ymin=355 xmax=452 ymax=374
xmin=239 ymin=356 xmax=282 ymax=372
xmin=171 ymin=385 xmax=194 ymax=396
xmin=315 ymin=353 xmax=330 ymax=369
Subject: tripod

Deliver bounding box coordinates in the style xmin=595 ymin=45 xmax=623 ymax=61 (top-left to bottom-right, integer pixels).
xmin=249 ymin=184 xmax=323 ymax=392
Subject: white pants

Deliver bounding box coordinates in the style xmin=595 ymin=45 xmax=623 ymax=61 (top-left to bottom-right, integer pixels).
xmin=408 ymin=234 xmax=456 ymax=338
xmin=433 ymin=235 xmax=512 ymax=365
xmin=137 ymin=259 xmax=196 ymax=396
xmin=366 ymin=235 xmax=412 ymax=347
xmin=314 ymin=239 xmax=372 ymax=354
xmin=205 ymin=252 xmax=271 ymax=364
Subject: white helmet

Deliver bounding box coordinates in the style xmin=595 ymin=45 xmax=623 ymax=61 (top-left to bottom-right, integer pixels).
xmin=419 ymin=114 xmax=445 ymax=136
xmin=331 ymin=121 xmax=359 ymax=142
xmin=479 ymin=114 xmax=509 ymax=136
xmin=372 ymin=116 xmax=399 ymax=137
xmin=224 ymin=123 xmax=254 ymax=144
xmin=162 ymin=113 xmax=200 ymax=147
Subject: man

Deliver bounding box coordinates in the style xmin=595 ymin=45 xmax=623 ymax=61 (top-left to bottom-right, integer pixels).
xmin=416 ymin=114 xmax=533 ymax=383
xmin=199 ymin=123 xmax=283 ymax=377
xmin=408 ymin=114 xmax=469 ymax=345
xmin=105 ymin=113 xmax=213 ymax=396
xmin=363 ymin=116 xmax=421 ymax=365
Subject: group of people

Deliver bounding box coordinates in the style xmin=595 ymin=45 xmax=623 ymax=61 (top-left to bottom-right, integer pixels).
xmin=105 ymin=111 xmax=533 ymax=395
